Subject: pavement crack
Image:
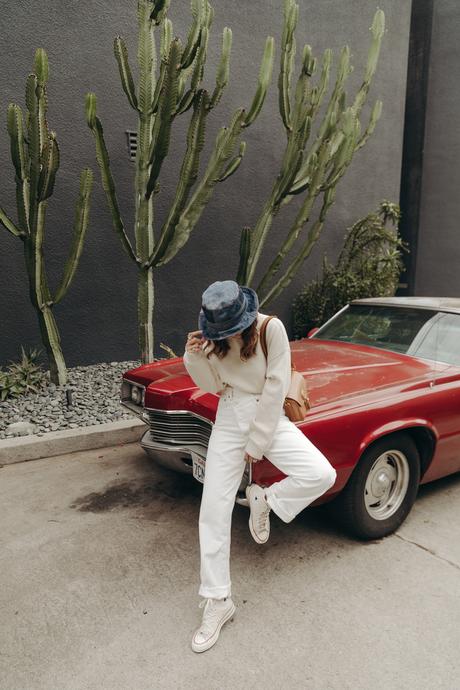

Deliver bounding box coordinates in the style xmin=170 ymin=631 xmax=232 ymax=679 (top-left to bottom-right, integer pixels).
xmin=395 ymin=532 xmax=460 ymax=571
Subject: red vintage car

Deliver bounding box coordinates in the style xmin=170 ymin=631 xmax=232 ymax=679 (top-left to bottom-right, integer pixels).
xmin=120 ymin=296 xmax=460 ymax=540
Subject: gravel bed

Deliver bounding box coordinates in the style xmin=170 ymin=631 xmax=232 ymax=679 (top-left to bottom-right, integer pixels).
xmin=0 ymin=359 xmax=151 ymax=439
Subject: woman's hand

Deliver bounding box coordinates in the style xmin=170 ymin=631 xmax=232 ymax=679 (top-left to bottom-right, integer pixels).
xmin=185 ymin=329 xmax=206 ymax=353
xmin=244 ymin=451 xmax=262 ymax=463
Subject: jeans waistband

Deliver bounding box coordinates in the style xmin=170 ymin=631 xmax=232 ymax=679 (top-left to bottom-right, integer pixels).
xmin=219 ymin=386 xmax=260 ymax=402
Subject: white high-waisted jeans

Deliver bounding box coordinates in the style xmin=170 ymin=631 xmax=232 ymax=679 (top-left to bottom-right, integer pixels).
xmin=198 ymin=386 xmax=337 ymax=599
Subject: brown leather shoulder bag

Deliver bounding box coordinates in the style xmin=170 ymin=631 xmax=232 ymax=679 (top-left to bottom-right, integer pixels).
xmin=259 ymin=315 xmax=311 ymax=422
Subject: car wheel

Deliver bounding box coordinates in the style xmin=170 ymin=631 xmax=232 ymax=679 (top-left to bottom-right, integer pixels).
xmin=328 ymin=432 xmax=421 ymax=540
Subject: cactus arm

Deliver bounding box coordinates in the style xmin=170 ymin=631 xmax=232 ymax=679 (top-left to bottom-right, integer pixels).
xmin=272 ymin=130 xmax=305 ymax=206
xmin=7 ymin=104 xmax=28 ymax=185
xmin=35 ymin=49 xmax=50 ymax=171
xmin=154 ymin=107 xmax=247 ymax=266
xmin=209 ymin=27 xmax=232 ymax=110
xmin=0 ymin=207 xmax=25 ymax=237
xmin=259 ymin=109 xmax=360 ymax=296
xmin=236 ymin=226 xmax=252 ymax=284
xmin=191 ymin=27 xmax=209 ymax=90
xmin=85 ymin=93 xmax=139 ymax=264
xmin=38 ymin=132 xmax=59 ymax=201
xmin=53 ymin=168 xmax=93 ymax=304
xmin=320 ymin=110 xmax=361 ymax=190
xmin=152 ymin=20 xmax=175 ymax=114
xmin=151 ymin=57 xmax=167 ymax=114
xmin=352 ymin=9 xmax=385 ymax=117
xmin=137 ymin=0 xmax=157 ymax=114
xmin=175 ymin=1 xmax=211 ymax=115
xmin=25 ymin=73 xmax=41 ymax=236
xmin=246 ymin=38 xmax=319 ymax=282
xmin=175 ymin=87 xmax=196 ymax=116
xmin=247 ymin=123 xmax=306 ymax=277
xmin=189 ymin=6 xmax=211 ymax=92
xmin=243 ymin=36 xmax=275 ymax=127
xmin=7 ymin=103 xmax=30 ymax=233
xmin=147 ymin=89 xmax=208 ymax=267
xmin=256 ymin=141 xmax=331 ymax=296
xmin=32 ymin=200 xmax=48 ymax=308
xmin=146 ymin=38 xmax=182 ymax=198
xmin=288 ymin=46 xmax=351 ymax=195
xmin=258 ymin=111 xmax=361 ymax=299
xmin=308 ymin=48 xmax=332 ymax=122
xmin=114 ymin=36 xmax=139 ymax=111
xmin=258 ymin=188 xmax=336 ymax=307
xmin=278 ymin=0 xmax=298 ymax=131
xmin=290 ymin=45 xmax=315 ymax=130
xmin=160 ymin=17 xmax=172 ymax=59
xmin=355 ymin=99 xmax=382 ymax=151
xmin=218 ymin=140 xmax=246 ymax=182
xmin=180 ymin=0 xmax=204 ymax=69
xmin=34 ymin=47 xmax=49 ymax=84
xmin=181 ymin=28 xmax=202 ymax=72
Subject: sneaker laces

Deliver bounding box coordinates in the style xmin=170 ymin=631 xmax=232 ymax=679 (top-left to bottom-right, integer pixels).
xmin=197 ymin=598 xmax=228 ymax=637
xmin=256 ymin=503 xmax=271 ymax=531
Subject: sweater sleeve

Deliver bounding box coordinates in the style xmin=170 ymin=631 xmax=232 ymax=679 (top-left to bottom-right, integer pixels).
xmin=182 ymin=344 xmax=225 ymax=395
xmin=244 ymin=318 xmax=292 ymax=460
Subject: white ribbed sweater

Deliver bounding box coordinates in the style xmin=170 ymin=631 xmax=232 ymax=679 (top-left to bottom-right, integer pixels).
xmin=182 ymin=312 xmax=292 ymax=460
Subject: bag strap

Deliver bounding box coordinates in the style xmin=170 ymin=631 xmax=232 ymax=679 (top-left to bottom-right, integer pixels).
xmin=259 ymin=315 xmax=277 ymax=359
xmin=260 ymin=315 xmax=295 ymax=371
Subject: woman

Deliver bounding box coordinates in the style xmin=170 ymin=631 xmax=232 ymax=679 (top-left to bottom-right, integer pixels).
xmin=183 ymin=280 xmax=337 ymax=653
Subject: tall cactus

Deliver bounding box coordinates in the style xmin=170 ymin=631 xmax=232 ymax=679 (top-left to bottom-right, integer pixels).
xmin=86 ymin=0 xmax=274 ymax=363
xmin=237 ymin=3 xmax=385 ymax=308
xmin=0 ymin=49 xmax=93 ymax=385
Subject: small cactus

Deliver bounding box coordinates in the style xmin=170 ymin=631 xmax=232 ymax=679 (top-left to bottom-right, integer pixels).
xmin=0 ymin=49 xmax=93 ymax=385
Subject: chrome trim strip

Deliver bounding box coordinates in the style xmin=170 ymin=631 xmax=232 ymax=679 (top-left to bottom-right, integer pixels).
xmin=144 ymin=405 xmax=215 ymax=426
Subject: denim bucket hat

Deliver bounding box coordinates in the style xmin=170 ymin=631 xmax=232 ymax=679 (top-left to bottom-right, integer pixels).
xmin=198 ymin=280 xmax=259 ymax=340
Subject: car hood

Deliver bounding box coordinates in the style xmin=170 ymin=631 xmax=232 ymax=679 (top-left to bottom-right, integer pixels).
xmin=124 ymin=340 xmax=447 ymax=419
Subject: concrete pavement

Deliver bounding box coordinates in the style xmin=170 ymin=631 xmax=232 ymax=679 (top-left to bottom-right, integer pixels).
xmin=0 ymin=443 xmax=459 ymax=690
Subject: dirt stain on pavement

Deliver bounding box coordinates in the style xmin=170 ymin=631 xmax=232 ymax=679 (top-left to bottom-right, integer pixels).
xmin=70 ymin=475 xmax=201 ymax=514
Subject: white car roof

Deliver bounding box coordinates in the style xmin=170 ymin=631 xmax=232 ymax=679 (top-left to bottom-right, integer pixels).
xmin=350 ymin=296 xmax=460 ymax=314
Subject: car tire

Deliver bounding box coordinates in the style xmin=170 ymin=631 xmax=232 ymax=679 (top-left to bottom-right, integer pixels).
xmin=327 ymin=432 xmax=421 ymax=540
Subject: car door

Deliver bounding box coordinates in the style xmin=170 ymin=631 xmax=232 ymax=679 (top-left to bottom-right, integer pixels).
xmin=408 ymin=312 xmax=460 ymax=479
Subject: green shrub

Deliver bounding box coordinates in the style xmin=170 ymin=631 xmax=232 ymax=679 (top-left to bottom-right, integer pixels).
xmin=0 ymin=347 xmax=47 ymax=401
xmin=292 ymin=201 xmax=409 ymax=338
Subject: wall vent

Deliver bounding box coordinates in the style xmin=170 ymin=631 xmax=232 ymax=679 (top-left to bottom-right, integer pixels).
xmin=125 ymin=130 xmax=138 ymax=161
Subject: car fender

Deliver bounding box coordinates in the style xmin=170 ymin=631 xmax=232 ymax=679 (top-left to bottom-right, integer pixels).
xmin=356 ymin=417 xmax=439 ymax=461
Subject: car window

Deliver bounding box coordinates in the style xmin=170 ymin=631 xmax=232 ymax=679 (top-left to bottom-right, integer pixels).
xmin=406 ymin=312 xmax=460 ymax=365
xmin=311 ymin=304 xmax=460 ymax=364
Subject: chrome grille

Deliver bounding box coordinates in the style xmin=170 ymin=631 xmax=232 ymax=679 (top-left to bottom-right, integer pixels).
xmin=146 ymin=409 xmax=212 ymax=447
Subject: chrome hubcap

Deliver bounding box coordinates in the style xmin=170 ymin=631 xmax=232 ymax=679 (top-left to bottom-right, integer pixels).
xmin=364 ymin=450 xmax=410 ymax=520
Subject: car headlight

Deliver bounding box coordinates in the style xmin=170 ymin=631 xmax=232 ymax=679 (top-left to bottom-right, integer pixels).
xmin=131 ymin=385 xmax=143 ymax=405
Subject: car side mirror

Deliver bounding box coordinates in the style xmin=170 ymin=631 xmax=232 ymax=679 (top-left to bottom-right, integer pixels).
xmin=307 ymin=327 xmax=319 ymax=338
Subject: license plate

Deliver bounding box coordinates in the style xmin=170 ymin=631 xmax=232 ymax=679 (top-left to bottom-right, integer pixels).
xmin=191 ymin=451 xmax=206 ymax=484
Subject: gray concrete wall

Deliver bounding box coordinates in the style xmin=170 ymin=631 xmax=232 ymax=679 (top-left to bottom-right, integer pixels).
xmin=0 ymin=0 xmax=411 ymax=367
xmin=415 ymin=0 xmax=460 ymax=297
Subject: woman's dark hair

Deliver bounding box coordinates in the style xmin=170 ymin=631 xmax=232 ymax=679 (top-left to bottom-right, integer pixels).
xmin=205 ymin=316 xmax=259 ymax=361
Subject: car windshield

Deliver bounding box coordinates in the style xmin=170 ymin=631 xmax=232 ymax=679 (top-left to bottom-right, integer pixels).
xmin=311 ymin=304 xmax=460 ymax=366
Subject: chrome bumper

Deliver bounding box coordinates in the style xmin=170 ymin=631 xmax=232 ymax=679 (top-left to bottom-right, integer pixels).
xmin=140 ymin=428 xmax=250 ymax=506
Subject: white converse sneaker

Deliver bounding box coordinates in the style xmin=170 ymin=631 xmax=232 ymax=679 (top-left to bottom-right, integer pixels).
xmin=191 ymin=597 xmax=236 ymax=653
xmin=246 ymin=483 xmax=271 ymax=544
